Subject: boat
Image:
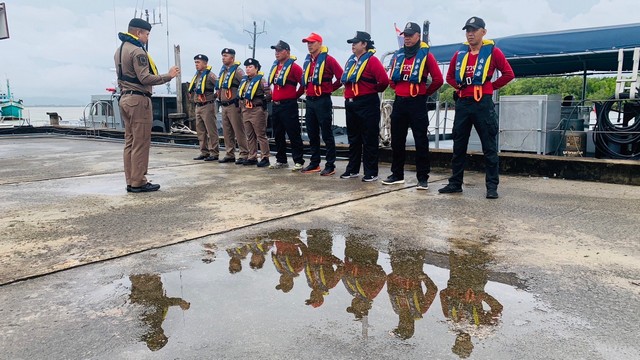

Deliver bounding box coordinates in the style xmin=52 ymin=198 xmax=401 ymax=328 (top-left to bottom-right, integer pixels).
xmin=0 ymin=79 xmax=26 ymax=121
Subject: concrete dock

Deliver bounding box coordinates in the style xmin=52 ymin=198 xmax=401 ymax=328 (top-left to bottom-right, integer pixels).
xmin=0 ymin=135 xmax=639 ymax=359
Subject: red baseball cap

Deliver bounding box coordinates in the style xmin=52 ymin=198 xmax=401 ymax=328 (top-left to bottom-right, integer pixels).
xmin=302 ymin=32 xmax=323 ymax=43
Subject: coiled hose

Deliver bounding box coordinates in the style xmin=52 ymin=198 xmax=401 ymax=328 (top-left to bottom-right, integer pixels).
xmin=594 ymin=93 xmax=640 ymax=159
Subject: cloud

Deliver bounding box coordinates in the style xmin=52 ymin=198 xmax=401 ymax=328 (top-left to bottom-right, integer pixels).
xmin=0 ymin=0 xmax=638 ymax=104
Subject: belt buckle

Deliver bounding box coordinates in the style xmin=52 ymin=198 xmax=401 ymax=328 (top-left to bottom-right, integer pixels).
xmin=348 ymin=98 xmax=354 ymax=103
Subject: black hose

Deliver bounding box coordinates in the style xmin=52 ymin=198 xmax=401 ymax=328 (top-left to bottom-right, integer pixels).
xmin=593 ymin=93 xmax=640 ymax=160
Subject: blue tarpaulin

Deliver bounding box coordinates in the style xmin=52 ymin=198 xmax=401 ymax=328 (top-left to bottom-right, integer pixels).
xmin=429 ymin=23 xmax=640 ymax=77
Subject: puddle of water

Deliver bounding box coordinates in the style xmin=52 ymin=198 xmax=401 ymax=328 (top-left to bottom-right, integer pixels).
xmin=104 ymin=230 xmax=541 ymax=358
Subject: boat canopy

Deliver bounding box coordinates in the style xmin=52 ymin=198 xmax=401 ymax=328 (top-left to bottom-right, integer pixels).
xmin=429 ymin=23 xmax=640 ymax=77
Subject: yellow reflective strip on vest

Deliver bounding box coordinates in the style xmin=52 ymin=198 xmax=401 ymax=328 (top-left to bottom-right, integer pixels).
xmin=284 ymin=256 xmax=295 ymax=273
xmin=355 ymin=279 xmax=367 ymax=298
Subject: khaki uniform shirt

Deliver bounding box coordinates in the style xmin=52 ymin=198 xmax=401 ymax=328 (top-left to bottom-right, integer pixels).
xmin=189 ymin=71 xmax=218 ymax=103
xmin=114 ymin=41 xmax=172 ymax=94
xmin=218 ymin=65 xmax=245 ymax=102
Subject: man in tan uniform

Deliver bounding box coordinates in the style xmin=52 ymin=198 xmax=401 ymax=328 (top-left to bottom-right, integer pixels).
xmin=188 ymin=54 xmax=219 ymax=162
xmin=216 ymin=48 xmax=249 ymax=164
xmin=114 ymin=18 xmax=179 ymax=193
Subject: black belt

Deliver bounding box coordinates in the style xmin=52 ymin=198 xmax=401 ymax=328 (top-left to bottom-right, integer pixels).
xmin=273 ymin=99 xmax=297 ymax=105
xmin=305 ymin=94 xmax=330 ymax=101
xmin=346 ymin=93 xmax=379 ymax=102
xmin=195 ymin=100 xmax=215 ymax=107
xmin=220 ymin=99 xmax=239 ymax=106
xmin=395 ymin=94 xmax=427 ymax=100
xmin=121 ymin=90 xmax=151 ymax=98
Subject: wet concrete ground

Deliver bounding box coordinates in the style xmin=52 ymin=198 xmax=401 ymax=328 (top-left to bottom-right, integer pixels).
xmin=0 ymin=135 xmax=639 ymax=359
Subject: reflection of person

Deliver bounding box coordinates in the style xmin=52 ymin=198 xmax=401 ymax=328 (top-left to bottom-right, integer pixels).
xmin=201 ymin=242 xmax=218 ymax=264
xmin=438 ymin=16 xmax=514 ymax=199
xmin=216 ymin=48 xmax=249 ymax=164
xmin=227 ymin=244 xmax=251 ymax=274
xmin=239 ymin=58 xmax=272 ymax=167
xmin=114 ymin=18 xmax=179 ymax=193
xmin=439 ymin=239 xmax=503 ymax=358
xmin=300 ymin=32 xmax=344 ymax=176
xmin=249 ymin=237 xmax=274 ymax=270
xmin=303 ymin=229 xmax=344 ymax=307
xmin=340 ymin=31 xmax=389 ymax=182
xmin=382 ymin=22 xmax=443 ymax=189
xmin=386 ymin=248 xmax=438 ymax=340
xmin=129 ymin=274 xmax=190 ymax=351
xmin=270 ymin=229 xmax=307 ymax=293
xmin=268 ymin=40 xmax=305 ymax=170
xmin=189 ymin=54 xmax=220 ymax=162
xmin=342 ymin=236 xmax=387 ymax=320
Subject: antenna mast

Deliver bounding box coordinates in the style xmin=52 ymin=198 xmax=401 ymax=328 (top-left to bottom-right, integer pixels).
xmin=244 ymin=21 xmax=266 ymax=59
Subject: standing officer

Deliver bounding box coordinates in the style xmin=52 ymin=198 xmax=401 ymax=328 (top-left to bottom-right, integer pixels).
xmin=268 ymin=40 xmax=306 ymax=171
xmin=300 ymin=32 xmax=344 ymax=176
xmin=341 ymin=31 xmax=389 ymax=182
xmin=216 ymin=48 xmax=249 ymax=165
xmin=239 ymin=58 xmax=272 ymax=167
xmin=438 ymin=17 xmax=514 ymax=199
xmin=382 ymin=22 xmax=443 ymax=190
xmin=114 ymin=18 xmax=179 ymax=193
xmin=189 ymin=54 xmax=219 ymax=162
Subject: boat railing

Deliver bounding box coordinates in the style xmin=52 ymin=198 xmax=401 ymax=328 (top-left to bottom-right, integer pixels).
xmin=82 ymin=100 xmax=116 ymax=129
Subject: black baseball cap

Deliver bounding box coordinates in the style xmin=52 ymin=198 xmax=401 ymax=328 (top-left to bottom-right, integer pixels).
xmin=462 ymin=16 xmax=486 ymax=30
xmin=270 ymin=40 xmax=290 ymax=51
xmin=400 ymin=22 xmax=420 ymax=36
xmin=347 ymin=31 xmax=372 ymax=44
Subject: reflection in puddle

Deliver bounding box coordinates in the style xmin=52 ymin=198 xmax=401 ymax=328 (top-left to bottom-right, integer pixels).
xmin=441 ymin=238 xmax=503 ymax=358
xmin=387 ymin=246 xmax=438 ymax=340
xmin=128 ymin=274 xmax=191 ymax=351
xmin=122 ymin=229 xmax=528 ymax=358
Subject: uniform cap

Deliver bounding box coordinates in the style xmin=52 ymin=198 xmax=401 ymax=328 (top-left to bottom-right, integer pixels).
xmin=221 ymin=48 xmax=236 ymax=55
xmin=244 ymin=58 xmax=261 ymax=70
xmin=347 ymin=31 xmax=373 ymax=44
xmin=194 ymin=54 xmax=208 ymax=62
xmin=400 ymin=22 xmax=420 ymax=36
xmin=302 ymin=32 xmax=323 ymax=43
xmin=270 ymin=40 xmax=291 ymax=51
xmin=129 ymin=18 xmax=152 ymax=31
xmin=463 ymin=16 xmax=486 ymax=30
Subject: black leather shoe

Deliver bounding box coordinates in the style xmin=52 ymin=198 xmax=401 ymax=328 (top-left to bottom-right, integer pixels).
xmin=235 ymin=158 xmax=246 ymax=165
xmin=257 ymin=158 xmax=270 ymax=168
xmin=243 ymin=159 xmax=259 ymax=166
xmin=218 ymin=157 xmax=236 ymax=163
xmin=126 ymin=185 xmax=132 ymax=192
xmin=486 ymin=189 xmax=499 ymax=199
xmin=204 ymin=156 xmax=219 ymax=161
xmin=130 ymin=182 xmax=161 ymax=193
xmin=193 ymin=155 xmax=208 ymax=160
xmin=438 ymin=184 xmax=463 ymax=193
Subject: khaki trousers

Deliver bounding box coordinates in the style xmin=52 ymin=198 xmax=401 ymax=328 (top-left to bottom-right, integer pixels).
xmin=119 ymin=94 xmax=152 ymax=187
xmin=221 ymin=104 xmax=248 ymax=160
xmin=195 ymin=102 xmax=219 ymax=156
xmin=242 ymin=106 xmax=270 ymax=160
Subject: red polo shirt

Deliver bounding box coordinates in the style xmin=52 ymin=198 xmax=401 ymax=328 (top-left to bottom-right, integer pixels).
xmin=446 ymin=46 xmax=514 ymax=98
xmin=303 ymin=53 xmax=344 ymax=97
xmin=390 ymin=52 xmax=443 ymax=97
xmin=343 ymin=54 xmax=390 ymax=99
xmin=271 ymin=61 xmax=305 ymax=101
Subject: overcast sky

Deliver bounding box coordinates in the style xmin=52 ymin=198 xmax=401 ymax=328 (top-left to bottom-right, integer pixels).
xmin=0 ymin=0 xmax=638 ymax=105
